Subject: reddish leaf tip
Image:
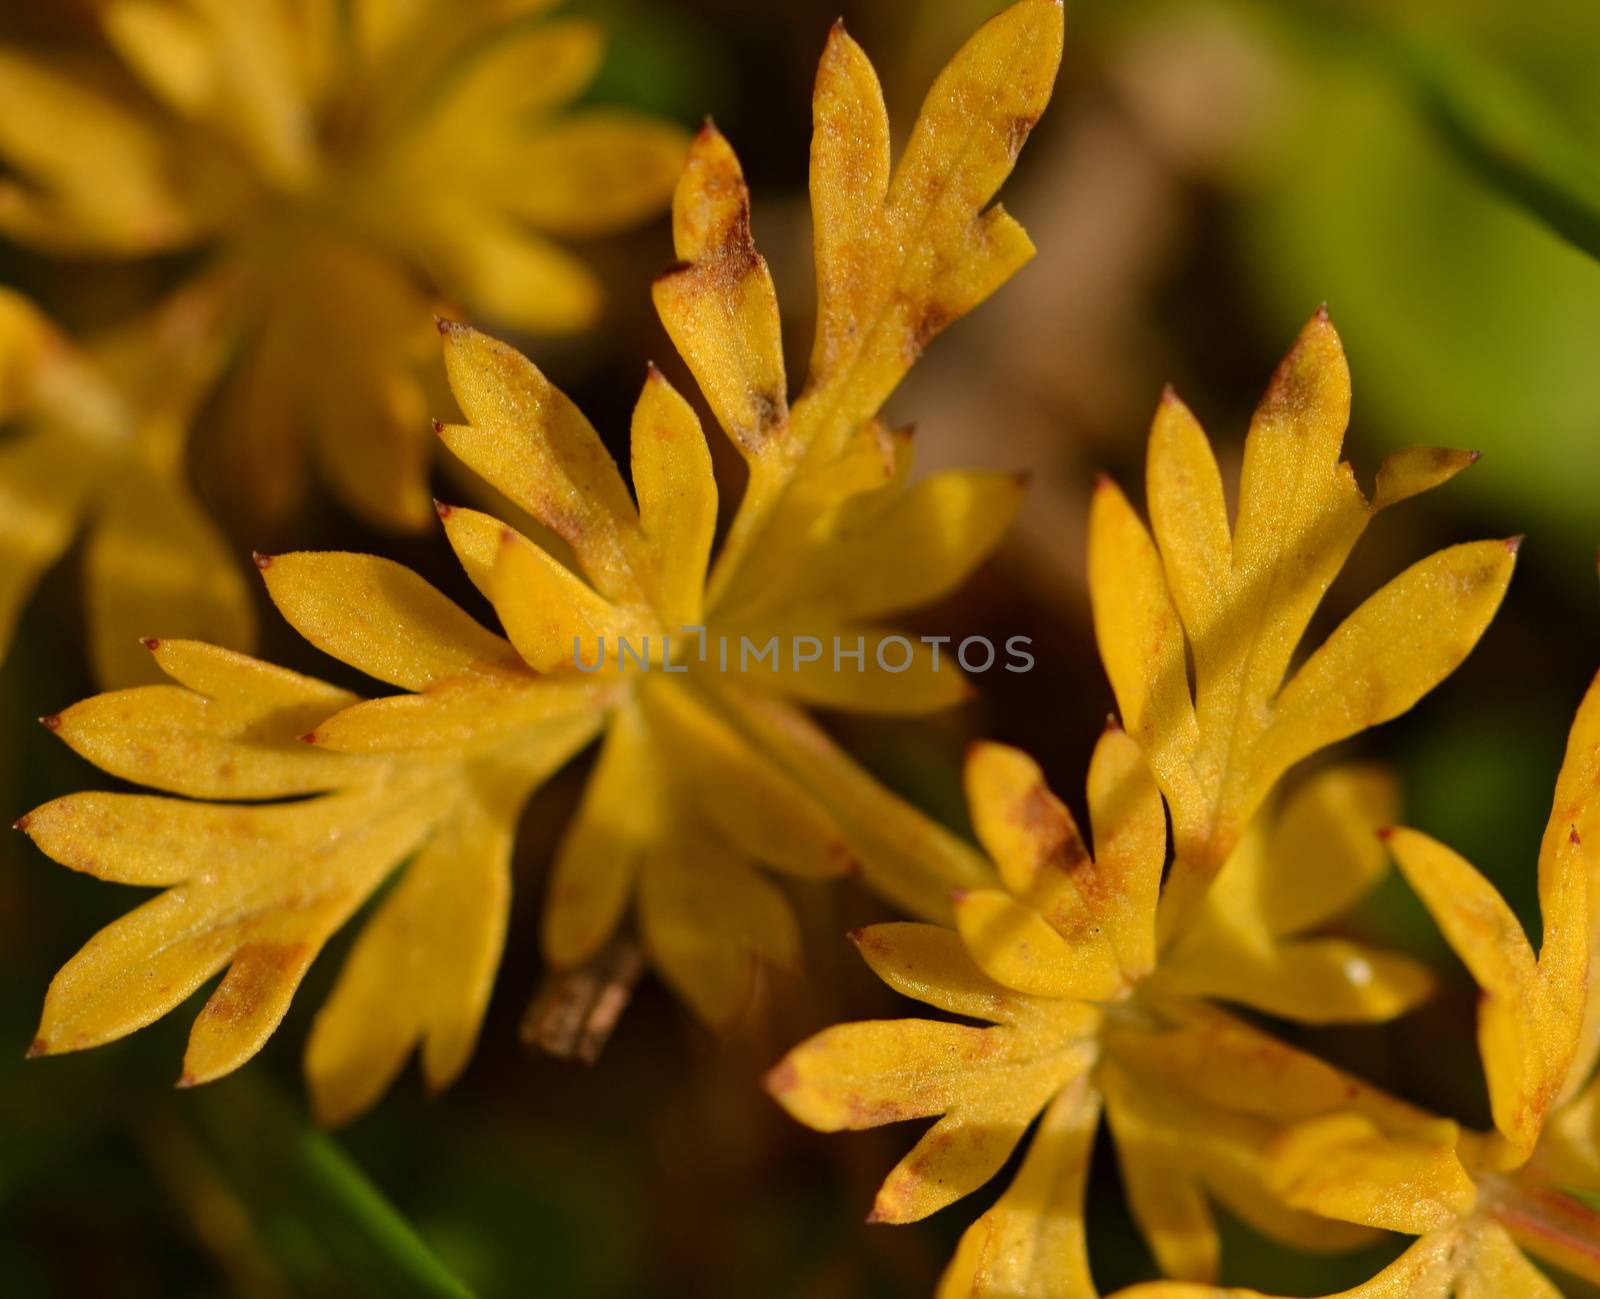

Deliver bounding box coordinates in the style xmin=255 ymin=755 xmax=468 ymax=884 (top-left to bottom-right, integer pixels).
xmin=1376 ymin=826 xmax=1396 ymax=842
xmin=951 ymin=887 xmax=970 ymax=905
xmin=434 ymin=315 xmax=460 ymax=336
xmin=25 ymin=1037 xmax=48 ymax=1059
xmin=141 ymin=636 xmax=162 ymax=651
xmin=1103 ymin=712 xmax=1123 ymax=734
xmin=298 ymin=731 xmax=318 ymax=745
xmin=846 ymin=927 xmax=867 ymax=946
xmin=865 ymin=1204 xmax=890 ymax=1224
xmin=13 ymin=813 xmax=31 ymax=832
xmin=252 ymin=551 xmax=273 ymax=570
xmin=434 ymin=498 xmax=453 ymax=519
xmin=1572 ymin=826 xmax=1583 ymax=847
xmin=175 ymin=1073 xmax=197 ymax=1089
xmin=1505 ymin=535 xmax=1524 ymax=555
xmin=1313 ymin=302 xmax=1332 ymax=323
xmin=1467 ymin=450 xmax=1482 ymax=463
xmin=763 ymin=1058 xmax=798 ymax=1096
xmin=1159 ymin=382 xmax=1180 ymax=405
xmin=38 ymin=714 xmax=61 ymax=732
xmin=644 ymin=359 xmax=664 ymax=380
xmin=1093 ymin=471 xmax=1115 ymax=492
xmin=430 ymin=417 xmax=445 ymax=435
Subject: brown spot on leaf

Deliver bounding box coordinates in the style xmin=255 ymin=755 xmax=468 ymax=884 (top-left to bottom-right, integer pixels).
xmin=1005 ymin=113 xmax=1039 ymax=158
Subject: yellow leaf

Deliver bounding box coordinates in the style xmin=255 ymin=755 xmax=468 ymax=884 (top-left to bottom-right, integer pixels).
xmin=767 ymin=993 xmax=1096 ymax=1223
xmin=489 ymin=524 xmax=633 ymax=674
xmin=499 ymin=110 xmax=689 ymax=237
xmin=1269 ymin=1114 xmax=1476 ymax=1234
xmin=542 ymin=698 xmax=660 ymax=969
xmin=638 ymin=680 xmax=851 ymax=880
xmin=952 ymin=1074 xmax=1101 ymax=1299
xmin=436 ymin=320 xmax=648 ymax=602
xmin=260 ymin=550 xmax=521 ymax=690
xmin=715 ymin=687 xmax=995 ymax=921
xmin=631 ymin=365 xmax=716 ymax=627
xmin=304 ymin=759 xmax=559 ymax=1126
xmin=1090 ymin=310 xmax=1507 ymax=933
xmin=850 ymin=922 xmax=1047 ymax=1025
xmin=960 ymin=732 xmax=1164 ymax=996
xmin=28 ymin=773 xmax=450 ymax=1079
xmin=652 ymin=124 xmax=789 ymax=460
xmin=1160 ymin=766 xmax=1435 ymax=1025
xmin=639 ymin=825 xmax=800 ymax=1028
xmin=85 ymin=464 xmax=256 ymax=689
xmin=1105 ymin=1233 xmax=1459 ymax=1298
xmin=1387 ymin=813 xmax=1588 ymax=1156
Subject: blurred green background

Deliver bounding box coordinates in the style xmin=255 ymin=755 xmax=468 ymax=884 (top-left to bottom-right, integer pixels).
xmin=3 ymin=0 xmax=1599 ymax=1295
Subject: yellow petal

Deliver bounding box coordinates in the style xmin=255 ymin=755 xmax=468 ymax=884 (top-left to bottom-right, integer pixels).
xmin=1387 ymin=823 xmax=1586 ymax=1155
xmin=1459 ymin=1221 xmax=1564 ymax=1299
xmin=1259 ymin=540 xmax=1518 ymax=784
xmin=260 ymin=550 xmax=520 ymax=690
xmin=1146 ymin=388 xmax=1230 ymax=672
xmin=1372 ymin=446 xmax=1480 ymax=511
xmin=1256 ymin=765 xmax=1400 ymax=936
xmin=966 ymin=740 xmax=1089 ymax=897
xmin=306 ymin=678 xmax=606 ymax=759
xmin=850 ymin=922 xmax=1033 ymax=1025
xmin=1101 ymin=1061 xmax=1220 ymax=1283
xmin=0 ymin=50 xmax=196 ymax=253
xmin=715 ymin=687 xmax=994 ymax=921
xmin=424 ymin=208 xmax=601 ymax=333
xmin=955 ymin=887 xmax=1124 ymax=1001
xmin=47 ymin=683 xmax=364 ymax=800
xmin=498 ymin=111 xmax=687 ymax=237
xmin=1269 ymin=1113 xmax=1476 ymax=1234
xmin=630 ymin=366 xmax=716 ymax=627
xmin=1106 ymin=1234 xmax=1458 ymax=1299
xmin=147 ymin=638 xmax=356 ymax=718
xmin=304 ymin=760 xmax=552 ymax=1125
xmin=85 ymin=465 xmax=256 ymax=689
xmin=787 ymin=470 xmax=1024 ymax=623
xmin=489 ymin=524 xmax=630 ymax=674
xmin=960 ymin=1074 xmax=1102 ymax=1299
xmin=1550 ymin=670 xmax=1600 ymax=1101
xmin=0 ymin=424 xmax=99 ymax=661
xmin=638 ymin=832 xmax=799 ymax=1027
xmin=652 ymin=125 xmax=788 ymax=460
xmin=437 ymin=321 xmax=647 ymax=602
xmin=806 ymin=21 xmax=890 ymax=386
xmin=638 ymin=680 xmax=849 ymax=879
xmin=31 ymin=777 xmax=449 ymax=1075
xmin=1086 ymin=724 xmax=1167 ymax=980
xmin=542 ymin=699 xmax=659 ymax=968
xmin=1087 ymin=475 xmax=1204 ymax=853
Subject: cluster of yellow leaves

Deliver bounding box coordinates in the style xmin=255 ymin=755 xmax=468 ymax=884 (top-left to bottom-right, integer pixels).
xmin=769 ymin=315 xmax=1535 ymax=1297
xmin=19 ymin=0 xmax=1063 ymax=1126
xmin=1121 ymin=670 xmax=1600 ymax=1299
xmin=0 ymin=0 xmax=686 ymax=680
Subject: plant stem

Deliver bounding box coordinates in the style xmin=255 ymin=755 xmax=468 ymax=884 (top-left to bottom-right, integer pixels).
xmin=1492 ymin=1177 xmax=1600 ymax=1287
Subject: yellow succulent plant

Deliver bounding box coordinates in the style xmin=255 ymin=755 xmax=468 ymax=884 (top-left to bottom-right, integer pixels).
xmin=0 ymin=0 xmax=687 ymax=680
xmin=17 ymin=0 xmax=1064 ymax=1126
xmin=767 ymin=315 xmax=1522 ymax=1296
xmin=1113 ymin=671 xmax=1600 ymax=1299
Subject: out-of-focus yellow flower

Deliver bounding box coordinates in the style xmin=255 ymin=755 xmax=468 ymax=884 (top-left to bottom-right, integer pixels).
xmin=768 ymin=317 xmax=1518 ymax=1296
xmin=0 ymin=0 xmax=687 ymax=541
xmin=18 ymin=0 xmax=1062 ymax=1126
xmin=0 ymin=283 xmax=253 ymax=686
xmin=1110 ymin=672 xmax=1600 ymax=1299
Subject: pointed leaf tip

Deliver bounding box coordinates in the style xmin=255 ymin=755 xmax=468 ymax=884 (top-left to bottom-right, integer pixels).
xmin=39 ymin=714 xmax=60 ymax=731
xmin=1505 ymin=535 xmax=1524 ymax=555
xmin=25 ymin=1037 xmax=48 ymax=1059
xmin=175 ymin=1073 xmax=196 ymax=1089
xmin=13 ymin=813 xmax=30 ymax=832
xmin=252 ymin=552 xmax=273 ymax=570
xmin=433 ymin=499 xmax=452 ymax=519
xmin=141 ymin=637 xmax=161 ymax=651
xmin=765 ymin=1058 xmax=798 ymax=1096
xmin=430 ymin=418 xmax=445 ymax=435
